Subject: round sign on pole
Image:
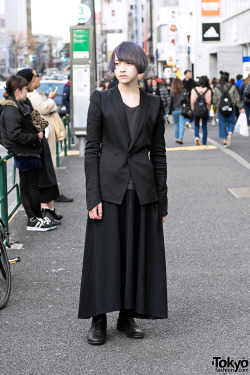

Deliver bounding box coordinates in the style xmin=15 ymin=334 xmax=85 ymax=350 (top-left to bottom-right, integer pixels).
xmin=77 ymin=4 xmax=91 ymax=24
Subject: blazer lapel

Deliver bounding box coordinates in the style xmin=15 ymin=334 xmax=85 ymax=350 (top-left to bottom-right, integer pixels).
xmin=129 ymin=89 xmax=149 ymax=151
xmin=111 ymin=86 xmax=131 ymax=145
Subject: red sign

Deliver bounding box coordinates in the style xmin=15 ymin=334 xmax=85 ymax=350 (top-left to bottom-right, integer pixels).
xmin=202 ymin=0 xmax=220 ymax=17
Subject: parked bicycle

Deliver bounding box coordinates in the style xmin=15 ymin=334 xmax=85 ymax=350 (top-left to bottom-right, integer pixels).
xmin=0 ymin=217 xmax=21 ymax=310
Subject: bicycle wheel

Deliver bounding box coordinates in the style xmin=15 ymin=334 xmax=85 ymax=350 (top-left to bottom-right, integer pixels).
xmin=0 ymin=238 xmax=11 ymax=310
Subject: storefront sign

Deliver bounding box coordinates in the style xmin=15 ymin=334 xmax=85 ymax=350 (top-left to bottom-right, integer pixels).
xmin=202 ymin=0 xmax=220 ymax=17
xmin=202 ymin=23 xmax=220 ymax=41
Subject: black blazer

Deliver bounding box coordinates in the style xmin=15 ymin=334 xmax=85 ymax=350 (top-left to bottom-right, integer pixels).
xmin=85 ymin=86 xmax=168 ymax=216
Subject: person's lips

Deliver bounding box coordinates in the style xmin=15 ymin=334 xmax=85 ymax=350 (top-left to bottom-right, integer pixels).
xmin=120 ymin=75 xmax=127 ymax=78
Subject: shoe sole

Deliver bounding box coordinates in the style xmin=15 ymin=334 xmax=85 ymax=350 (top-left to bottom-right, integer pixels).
xmin=27 ymin=226 xmax=55 ymax=231
xmin=87 ymin=338 xmax=106 ymax=345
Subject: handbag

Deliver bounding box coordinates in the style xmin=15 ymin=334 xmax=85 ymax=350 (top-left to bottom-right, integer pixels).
xmin=235 ymin=113 xmax=249 ymax=137
xmin=180 ymin=92 xmax=193 ymax=120
xmin=52 ymin=112 xmax=67 ymax=141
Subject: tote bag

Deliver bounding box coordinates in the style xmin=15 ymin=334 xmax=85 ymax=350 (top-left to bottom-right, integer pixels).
xmin=52 ymin=112 xmax=67 ymax=142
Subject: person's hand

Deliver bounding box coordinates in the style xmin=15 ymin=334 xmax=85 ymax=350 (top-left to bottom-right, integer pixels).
xmin=38 ymin=132 xmax=44 ymax=139
xmin=49 ymin=90 xmax=57 ymax=99
xmin=162 ymin=216 xmax=166 ymax=223
xmin=89 ymin=202 xmax=102 ymax=220
xmin=240 ymin=108 xmax=245 ymax=114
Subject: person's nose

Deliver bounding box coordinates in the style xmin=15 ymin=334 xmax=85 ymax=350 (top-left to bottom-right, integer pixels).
xmin=120 ymin=62 xmax=126 ymax=72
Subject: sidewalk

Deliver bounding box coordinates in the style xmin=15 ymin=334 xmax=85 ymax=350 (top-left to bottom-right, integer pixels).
xmin=1 ymin=129 xmax=250 ymax=375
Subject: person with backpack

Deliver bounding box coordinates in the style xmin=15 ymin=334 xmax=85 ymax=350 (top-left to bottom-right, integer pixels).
xmin=240 ymin=73 xmax=250 ymax=126
xmin=190 ymin=76 xmax=212 ymax=146
xmin=213 ymin=71 xmax=244 ymax=147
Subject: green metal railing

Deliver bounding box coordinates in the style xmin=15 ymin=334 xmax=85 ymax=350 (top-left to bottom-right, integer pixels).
xmin=55 ymin=115 xmax=74 ymax=168
xmin=0 ymin=153 xmax=21 ymax=233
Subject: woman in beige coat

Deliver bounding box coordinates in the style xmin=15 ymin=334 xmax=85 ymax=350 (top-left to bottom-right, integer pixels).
xmin=27 ymin=75 xmax=58 ymax=167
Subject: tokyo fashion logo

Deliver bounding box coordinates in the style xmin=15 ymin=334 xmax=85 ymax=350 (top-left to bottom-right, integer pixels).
xmin=212 ymin=357 xmax=249 ymax=372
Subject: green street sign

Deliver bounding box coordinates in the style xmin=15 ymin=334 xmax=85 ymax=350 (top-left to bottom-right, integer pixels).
xmin=72 ymin=29 xmax=90 ymax=59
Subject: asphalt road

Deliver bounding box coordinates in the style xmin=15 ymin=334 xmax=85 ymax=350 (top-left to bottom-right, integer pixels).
xmin=1 ymin=122 xmax=249 ymax=375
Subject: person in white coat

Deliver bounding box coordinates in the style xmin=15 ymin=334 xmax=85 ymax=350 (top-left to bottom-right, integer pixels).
xmin=27 ymin=74 xmax=58 ymax=167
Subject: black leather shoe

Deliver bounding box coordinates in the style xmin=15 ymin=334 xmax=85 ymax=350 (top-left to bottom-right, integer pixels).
xmin=55 ymin=194 xmax=73 ymax=203
xmin=48 ymin=209 xmax=63 ymax=220
xmin=117 ymin=316 xmax=144 ymax=339
xmin=87 ymin=315 xmax=107 ymax=345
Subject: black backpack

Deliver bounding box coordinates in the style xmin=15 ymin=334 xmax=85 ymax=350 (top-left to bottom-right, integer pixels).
xmin=218 ymin=85 xmax=233 ymax=116
xmin=193 ymin=88 xmax=209 ymax=119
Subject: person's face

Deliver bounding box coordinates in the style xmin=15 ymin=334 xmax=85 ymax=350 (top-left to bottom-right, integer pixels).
xmin=104 ymin=81 xmax=109 ymax=89
xmin=152 ymin=79 xmax=157 ymax=87
xmin=147 ymin=78 xmax=152 ymax=86
xmin=138 ymin=73 xmax=144 ymax=80
xmin=15 ymin=86 xmax=28 ymax=101
xmin=114 ymin=54 xmax=138 ymax=84
xmin=33 ymin=71 xmax=41 ymax=89
xmin=185 ymin=71 xmax=192 ymax=80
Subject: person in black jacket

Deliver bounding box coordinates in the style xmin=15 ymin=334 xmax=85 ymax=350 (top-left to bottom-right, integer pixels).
xmin=62 ymin=75 xmax=70 ymax=114
xmin=0 ymin=75 xmax=56 ymax=231
xmin=183 ymin=70 xmax=196 ymax=128
xmin=78 ymin=41 xmax=168 ymax=345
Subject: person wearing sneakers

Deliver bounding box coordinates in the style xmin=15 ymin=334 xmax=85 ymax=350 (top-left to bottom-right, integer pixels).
xmin=190 ymin=75 xmax=211 ymax=146
xmin=213 ymin=71 xmax=244 ymax=147
xmin=0 ymin=75 xmax=56 ymax=231
xmin=16 ymin=69 xmax=62 ymax=227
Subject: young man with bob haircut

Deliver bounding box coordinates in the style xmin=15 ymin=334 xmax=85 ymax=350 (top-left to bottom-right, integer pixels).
xmin=78 ymin=41 xmax=168 ymax=345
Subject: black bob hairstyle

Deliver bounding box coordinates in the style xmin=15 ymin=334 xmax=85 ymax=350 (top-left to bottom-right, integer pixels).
xmin=109 ymin=41 xmax=148 ymax=74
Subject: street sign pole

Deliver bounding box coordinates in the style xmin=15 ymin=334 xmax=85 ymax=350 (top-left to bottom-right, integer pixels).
xmin=70 ymin=1 xmax=96 ymax=156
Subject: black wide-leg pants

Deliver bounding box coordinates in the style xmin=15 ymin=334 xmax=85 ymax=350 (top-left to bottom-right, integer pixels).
xmin=78 ymin=190 xmax=168 ymax=319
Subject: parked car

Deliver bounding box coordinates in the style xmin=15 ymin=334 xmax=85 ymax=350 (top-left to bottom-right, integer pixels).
xmin=36 ymin=80 xmax=67 ymax=117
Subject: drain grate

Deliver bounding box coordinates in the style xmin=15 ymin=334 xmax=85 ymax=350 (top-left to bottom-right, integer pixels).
xmin=228 ymin=187 xmax=250 ymax=198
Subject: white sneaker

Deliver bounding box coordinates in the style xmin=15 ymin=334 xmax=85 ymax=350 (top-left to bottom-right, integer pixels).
xmin=226 ymin=134 xmax=232 ymax=147
xmin=27 ymin=217 xmax=57 ymax=231
xmin=195 ymin=137 xmax=200 ymax=146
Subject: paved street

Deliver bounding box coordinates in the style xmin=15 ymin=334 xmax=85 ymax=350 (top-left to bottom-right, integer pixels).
xmin=1 ymin=122 xmax=250 ymax=375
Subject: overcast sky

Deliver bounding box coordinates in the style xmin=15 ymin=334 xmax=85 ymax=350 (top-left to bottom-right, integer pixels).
xmin=30 ymin=0 xmax=81 ymax=42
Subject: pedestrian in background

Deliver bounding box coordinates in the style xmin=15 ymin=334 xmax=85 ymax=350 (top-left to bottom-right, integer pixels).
xmin=62 ymin=75 xmax=70 ymax=114
xmin=213 ymin=71 xmax=244 ymax=147
xmin=17 ymin=69 xmax=62 ymax=225
xmin=157 ymin=78 xmax=171 ymax=116
xmin=0 ymin=75 xmax=56 ymax=231
xmin=240 ymin=73 xmax=250 ymax=126
xmin=191 ymin=75 xmax=211 ymax=146
xmin=169 ymin=78 xmax=187 ymax=144
xmin=78 ymin=41 xmax=168 ymax=345
xmin=27 ymin=72 xmax=58 ymax=167
xmin=183 ymin=69 xmax=196 ymax=128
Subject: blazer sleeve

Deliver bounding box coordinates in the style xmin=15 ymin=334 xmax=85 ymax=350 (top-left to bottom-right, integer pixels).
xmin=150 ymin=98 xmax=168 ymax=216
xmin=85 ymin=90 xmax=103 ymax=211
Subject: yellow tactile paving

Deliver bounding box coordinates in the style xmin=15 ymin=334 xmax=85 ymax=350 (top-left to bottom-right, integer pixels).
xmin=166 ymin=145 xmax=217 ymax=151
xmin=59 ymin=150 xmax=80 ymax=156
xmin=60 ymin=146 xmax=217 ymax=156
